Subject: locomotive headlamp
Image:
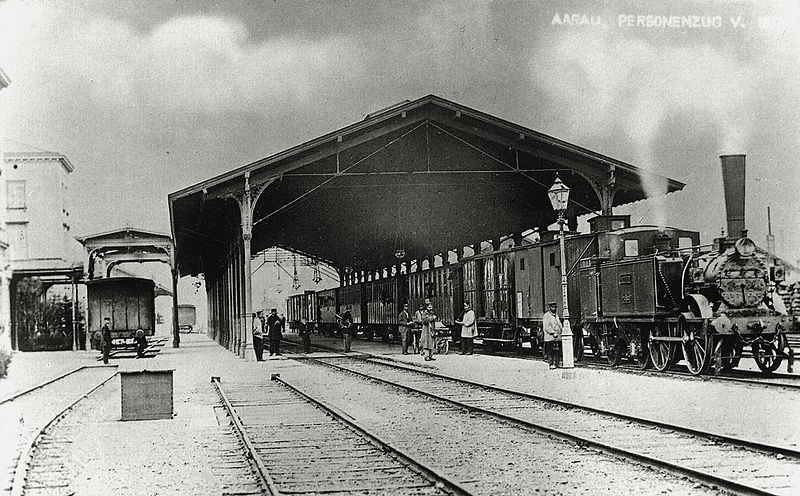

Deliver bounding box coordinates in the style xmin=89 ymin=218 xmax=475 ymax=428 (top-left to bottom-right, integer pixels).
xmin=734 ymin=237 xmax=756 ymax=257
xmin=548 ymin=176 xmax=570 ymax=212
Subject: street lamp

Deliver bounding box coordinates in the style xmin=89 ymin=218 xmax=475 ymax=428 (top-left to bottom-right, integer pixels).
xmin=548 ymin=176 xmax=574 ymax=369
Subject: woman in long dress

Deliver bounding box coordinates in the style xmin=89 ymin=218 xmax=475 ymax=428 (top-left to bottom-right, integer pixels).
xmin=420 ymin=303 xmax=437 ymax=361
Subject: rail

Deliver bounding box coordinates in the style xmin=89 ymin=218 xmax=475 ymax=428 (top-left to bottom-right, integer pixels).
xmin=304 ymin=355 xmax=796 ymax=496
xmin=9 ymin=367 xmax=119 ymax=496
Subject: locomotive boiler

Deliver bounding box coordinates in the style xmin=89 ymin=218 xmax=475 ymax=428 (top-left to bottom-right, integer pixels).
xmin=676 ymin=155 xmax=794 ymax=374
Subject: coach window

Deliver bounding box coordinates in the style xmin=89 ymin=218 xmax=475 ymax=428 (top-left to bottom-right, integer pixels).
xmin=678 ymin=236 xmax=693 ymax=254
xmin=624 ymin=239 xmax=639 ymax=257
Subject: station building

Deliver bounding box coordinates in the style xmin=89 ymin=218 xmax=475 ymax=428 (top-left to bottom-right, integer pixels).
xmin=1 ymin=141 xmax=84 ymax=350
xmin=0 ymin=67 xmax=10 ymax=350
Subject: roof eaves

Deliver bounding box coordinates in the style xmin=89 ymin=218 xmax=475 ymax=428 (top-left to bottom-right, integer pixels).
xmin=168 ymin=96 xmax=440 ymax=201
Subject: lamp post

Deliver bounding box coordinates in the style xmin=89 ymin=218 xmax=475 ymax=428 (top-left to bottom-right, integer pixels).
xmin=548 ymin=176 xmax=574 ymax=369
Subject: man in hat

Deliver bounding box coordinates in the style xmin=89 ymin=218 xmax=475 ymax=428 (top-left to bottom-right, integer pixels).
xmin=100 ymin=317 xmax=112 ymax=364
xmin=542 ymin=301 xmax=563 ymax=369
xmin=340 ymin=305 xmax=354 ymax=352
xmin=266 ymin=308 xmax=283 ymax=356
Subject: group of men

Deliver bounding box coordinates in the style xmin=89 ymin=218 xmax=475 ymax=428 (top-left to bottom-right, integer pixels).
xmin=247 ymin=299 xmax=565 ymax=367
xmin=251 ymin=308 xmax=285 ymax=361
xmin=396 ymin=300 xmax=478 ymax=358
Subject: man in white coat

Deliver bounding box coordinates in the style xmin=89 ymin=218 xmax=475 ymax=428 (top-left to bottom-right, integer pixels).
xmin=542 ymin=301 xmax=563 ymax=369
xmin=457 ymin=301 xmax=477 ymax=355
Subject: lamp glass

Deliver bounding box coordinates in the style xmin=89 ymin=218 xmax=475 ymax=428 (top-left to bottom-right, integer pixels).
xmin=548 ymin=177 xmax=570 ymax=211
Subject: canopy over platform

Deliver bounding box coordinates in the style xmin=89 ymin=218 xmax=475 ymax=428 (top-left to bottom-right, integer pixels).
xmin=170 ymin=95 xmax=683 ymax=278
xmin=168 ymin=94 xmax=685 ymax=358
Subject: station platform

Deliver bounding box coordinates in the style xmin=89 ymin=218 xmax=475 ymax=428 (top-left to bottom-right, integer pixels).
xmin=2 ymin=331 xmax=798 ymax=495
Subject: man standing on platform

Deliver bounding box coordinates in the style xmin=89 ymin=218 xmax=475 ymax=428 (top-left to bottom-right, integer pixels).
xmin=298 ymin=316 xmax=311 ymax=353
xmin=266 ymin=308 xmax=283 ymax=356
xmin=252 ymin=311 xmax=264 ymax=361
xmin=398 ymin=303 xmax=412 ymax=355
xmin=412 ymin=303 xmax=425 ymax=354
xmin=340 ymin=305 xmax=354 ymax=352
xmin=542 ymin=301 xmax=562 ymax=369
xmin=100 ymin=317 xmax=112 ymax=364
xmin=456 ymin=301 xmax=476 ymax=355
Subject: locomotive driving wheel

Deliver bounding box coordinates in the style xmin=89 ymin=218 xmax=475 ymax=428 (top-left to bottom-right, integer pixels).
xmin=681 ymin=328 xmax=713 ymax=375
xmin=752 ymin=341 xmax=783 ymax=373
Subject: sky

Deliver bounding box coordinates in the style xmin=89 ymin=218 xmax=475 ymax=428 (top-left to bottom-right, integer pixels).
xmin=1 ymin=0 xmax=799 ymax=266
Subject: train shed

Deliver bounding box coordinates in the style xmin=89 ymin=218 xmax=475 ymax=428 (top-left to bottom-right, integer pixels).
xmin=168 ymin=95 xmax=685 ymax=358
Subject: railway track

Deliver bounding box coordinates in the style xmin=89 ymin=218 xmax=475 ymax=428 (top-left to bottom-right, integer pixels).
xmin=285 ymin=335 xmax=800 ymax=390
xmin=211 ymin=376 xmax=471 ymax=495
xmin=302 ymin=354 xmax=799 ymax=496
xmin=565 ymin=353 xmax=800 ymax=391
xmin=0 ymin=365 xmax=118 ymax=495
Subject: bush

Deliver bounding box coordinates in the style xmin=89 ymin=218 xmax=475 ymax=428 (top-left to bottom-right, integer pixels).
xmin=0 ymin=348 xmax=11 ymax=379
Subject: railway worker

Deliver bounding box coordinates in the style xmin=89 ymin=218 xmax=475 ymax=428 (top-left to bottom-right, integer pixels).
xmin=100 ymin=317 xmax=112 ymax=364
xmin=298 ymin=316 xmax=311 ymax=353
xmin=135 ymin=329 xmax=147 ymax=358
xmin=420 ymin=303 xmax=438 ymax=361
xmin=398 ymin=303 xmax=412 ymax=355
xmin=412 ymin=303 xmax=426 ymax=354
xmin=340 ymin=305 xmax=354 ymax=352
xmin=252 ymin=311 xmax=265 ymax=361
xmin=542 ymin=301 xmax=563 ymax=369
xmin=266 ymin=309 xmax=283 ymax=356
xmin=456 ymin=301 xmax=477 ymax=355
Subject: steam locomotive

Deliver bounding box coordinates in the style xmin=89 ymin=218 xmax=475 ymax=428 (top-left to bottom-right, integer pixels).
xmin=288 ymin=155 xmax=796 ymax=375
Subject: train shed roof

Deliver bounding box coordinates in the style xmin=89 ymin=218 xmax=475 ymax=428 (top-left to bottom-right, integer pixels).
xmin=169 ymin=95 xmax=685 ymax=278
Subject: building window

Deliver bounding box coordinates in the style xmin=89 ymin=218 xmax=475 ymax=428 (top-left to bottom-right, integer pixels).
xmin=7 ymin=222 xmax=28 ymax=259
xmin=549 ymin=252 xmax=557 ymax=267
xmin=7 ymin=181 xmax=26 ymax=209
xmin=519 ymin=257 xmax=525 ymax=271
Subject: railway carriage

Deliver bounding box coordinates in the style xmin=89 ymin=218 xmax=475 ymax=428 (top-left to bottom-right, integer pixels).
xmin=363 ymin=277 xmax=405 ymax=341
xmin=407 ymin=265 xmax=459 ymax=328
xmin=286 ymin=290 xmax=317 ymax=331
xmin=316 ymin=288 xmax=339 ymax=335
xmin=87 ymin=277 xmax=156 ymax=345
xmin=177 ymin=304 xmax=197 ymax=333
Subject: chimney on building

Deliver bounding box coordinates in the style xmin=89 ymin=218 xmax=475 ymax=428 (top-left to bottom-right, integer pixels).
xmin=720 ymin=155 xmax=746 ymax=239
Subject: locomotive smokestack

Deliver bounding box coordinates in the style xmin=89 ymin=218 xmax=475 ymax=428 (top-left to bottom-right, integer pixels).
xmin=720 ymin=154 xmax=746 ymax=239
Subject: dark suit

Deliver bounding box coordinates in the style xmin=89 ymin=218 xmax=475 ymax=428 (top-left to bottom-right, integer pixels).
xmin=298 ymin=321 xmax=311 ymax=353
xmin=266 ymin=314 xmax=282 ymax=355
xmin=101 ymin=323 xmax=112 ymax=364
